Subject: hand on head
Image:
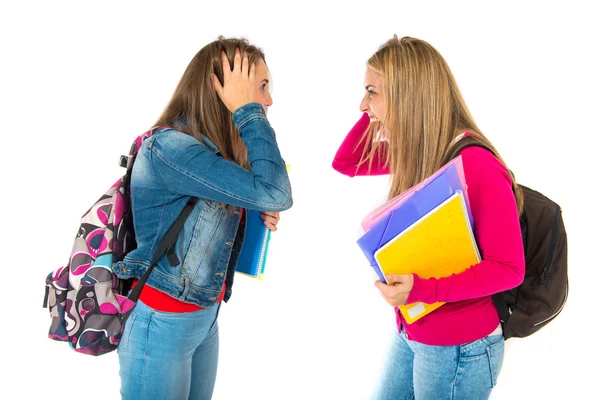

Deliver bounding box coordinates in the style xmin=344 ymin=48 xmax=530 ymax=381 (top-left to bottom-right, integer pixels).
xmin=212 ymin=48 xmax=257 ymax=113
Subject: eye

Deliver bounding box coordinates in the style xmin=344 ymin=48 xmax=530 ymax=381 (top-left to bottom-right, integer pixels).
xmin=368 ymin=90 xmax=376 ymax=97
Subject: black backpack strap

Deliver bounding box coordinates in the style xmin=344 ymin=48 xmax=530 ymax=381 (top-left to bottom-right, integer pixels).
xmin=443 ymin=134 xmax=492 ymax=164
xmin=166 ymin=246 xmax=181 ymax=267
xmin=127 ymin=197 xmax=198 ymax=302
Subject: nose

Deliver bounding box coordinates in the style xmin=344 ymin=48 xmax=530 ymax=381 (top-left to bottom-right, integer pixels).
xmin=264 ymin=91 xmax=273 ymax=108
xmin=360 ymin=94 xmax=369 ymax=113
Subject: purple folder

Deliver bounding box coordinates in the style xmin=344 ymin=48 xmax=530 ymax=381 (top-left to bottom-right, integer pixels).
xmin=361 ymin=156 xmax=469 ymax=232
xmin=356 ymin=163 xmax=473 ymax=281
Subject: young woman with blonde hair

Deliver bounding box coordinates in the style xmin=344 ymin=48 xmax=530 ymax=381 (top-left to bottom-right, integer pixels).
xmin=115 ymin=37 xmax=292 ymax=399
xmin=332 ymin=36 xmax=524 ymax=399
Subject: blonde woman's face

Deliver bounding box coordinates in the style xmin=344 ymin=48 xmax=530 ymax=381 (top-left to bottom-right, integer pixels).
xmin=360 ymin=67 xmax=385 ymax=123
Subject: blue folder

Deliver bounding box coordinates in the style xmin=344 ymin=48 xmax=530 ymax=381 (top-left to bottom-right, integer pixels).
xmin=236 ymin=209 xmax=271 ymax=278
xmin=356 ymin=163 xmax=473 ymax=281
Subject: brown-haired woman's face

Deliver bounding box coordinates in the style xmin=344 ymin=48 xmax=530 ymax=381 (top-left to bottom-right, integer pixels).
xmin=360 ymin=67 xmax=384 ymax=123
xmin=254 ymin=59 xmax=273 ymax=112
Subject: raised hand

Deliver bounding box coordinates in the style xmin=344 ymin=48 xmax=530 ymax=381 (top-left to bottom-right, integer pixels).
xmin=212 ymin=48 xmax=257 ymax=113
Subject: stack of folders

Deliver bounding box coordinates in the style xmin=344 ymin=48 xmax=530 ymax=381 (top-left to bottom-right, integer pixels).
xmin=357 ymin=156 xmax=481 ymax=323
xmin=236 ymin=209 xmax=271 ymax=280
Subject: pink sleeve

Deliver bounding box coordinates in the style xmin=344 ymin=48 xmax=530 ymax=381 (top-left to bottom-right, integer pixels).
xmin=406 ymin=147 xmax=525 ymax=304
xmin=332 ymin=113 xmax=390 ymax=177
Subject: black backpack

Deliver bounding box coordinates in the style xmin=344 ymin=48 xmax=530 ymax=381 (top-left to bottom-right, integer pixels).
xmin=447 ymin=136 xmax=568 ymax=339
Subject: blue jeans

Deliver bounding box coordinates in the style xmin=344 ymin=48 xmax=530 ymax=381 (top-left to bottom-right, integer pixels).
xmin=374 ymin=327 xmax=504 ymax=400
xmin=117 ymin=300 xmax=221 ymax=400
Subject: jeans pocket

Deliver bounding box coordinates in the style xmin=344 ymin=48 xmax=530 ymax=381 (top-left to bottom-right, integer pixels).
xmin=486 ymin=338 xmax=504 ymax=387
xmin=458 ymin=333 xmax=504 ymax=390
xmin=117 ymin=312 xmax=137 ymax=354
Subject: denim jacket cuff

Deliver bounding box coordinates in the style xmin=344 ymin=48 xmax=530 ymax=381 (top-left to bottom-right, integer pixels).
xmin=232 ymin=102 xmax=266 ymax=130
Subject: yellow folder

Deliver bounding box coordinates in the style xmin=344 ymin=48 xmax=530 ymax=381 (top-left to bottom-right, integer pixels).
xmin=374 ymin=191 xmax=480 ymax=324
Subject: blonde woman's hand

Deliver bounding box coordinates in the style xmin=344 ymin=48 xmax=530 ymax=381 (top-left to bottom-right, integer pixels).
xmin=374 ymin=274 xmax=414 ymax=306
xmin=261 ymin=211 xmax=280 ymax=231
xmin=212 ymin=48 xmax=257 ymax=113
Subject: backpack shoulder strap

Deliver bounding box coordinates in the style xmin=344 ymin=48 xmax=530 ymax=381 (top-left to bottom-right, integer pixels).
xmin=443 ymin=134 xmax=493 ymax=164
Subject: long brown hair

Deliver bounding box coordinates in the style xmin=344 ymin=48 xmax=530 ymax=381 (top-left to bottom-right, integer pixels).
xmin=155 ymin=36 xmax=266 ymax=170
xmin=359 ymin=36 xmax=523 ymax=214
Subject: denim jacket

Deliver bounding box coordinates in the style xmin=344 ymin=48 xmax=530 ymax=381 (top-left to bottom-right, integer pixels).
xmin=113 ymin=103 xmax=293 ymax=307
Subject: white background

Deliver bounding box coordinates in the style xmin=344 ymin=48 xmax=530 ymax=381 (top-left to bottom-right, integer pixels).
xmin=1 ymin=1 xmax=598 ymax=399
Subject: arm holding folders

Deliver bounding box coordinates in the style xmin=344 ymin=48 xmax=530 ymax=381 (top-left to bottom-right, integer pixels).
xmin=372 ymin=147 xmax=525 ymax=324
xmin=405 ymin=148 xmax=525 ymax=305
xmin=373 ymin=191 xmax=480 ymax=323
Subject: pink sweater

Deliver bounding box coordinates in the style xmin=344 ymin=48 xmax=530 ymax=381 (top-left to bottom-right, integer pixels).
xmin=333 ymin=113 xmax=525 ymax=345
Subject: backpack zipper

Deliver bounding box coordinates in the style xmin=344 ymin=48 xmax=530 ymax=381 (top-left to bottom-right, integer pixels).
xmin=532 ymin=281 xmax=568 ymax=327
xmin=538 ymin=206 xmax=562 ymax=285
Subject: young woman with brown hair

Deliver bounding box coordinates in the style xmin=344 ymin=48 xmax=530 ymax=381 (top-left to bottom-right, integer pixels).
xmin=115 ymin=37 xmax=292 ymax=399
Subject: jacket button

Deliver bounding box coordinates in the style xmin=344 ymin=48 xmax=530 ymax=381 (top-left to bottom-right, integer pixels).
xmin=120 ymin=266 xmax=128 ymax=273
xmin=225 ymin=242 xmax=232 ymax=247
xmin=209 ymin=297 xmax=217 ymax=301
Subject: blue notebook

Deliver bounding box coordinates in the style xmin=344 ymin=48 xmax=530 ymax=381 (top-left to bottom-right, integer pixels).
xmin=236 ymin=209 xmax=271 ymax=279
xmin=356 ymin=163 xmax=472 ymax=282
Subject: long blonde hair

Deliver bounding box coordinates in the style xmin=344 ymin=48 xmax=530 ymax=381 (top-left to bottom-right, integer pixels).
xmin=360 ymin=36 xmax=523 ymax=214
xmin=155 ymin=36 xmax=266 ymax=170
